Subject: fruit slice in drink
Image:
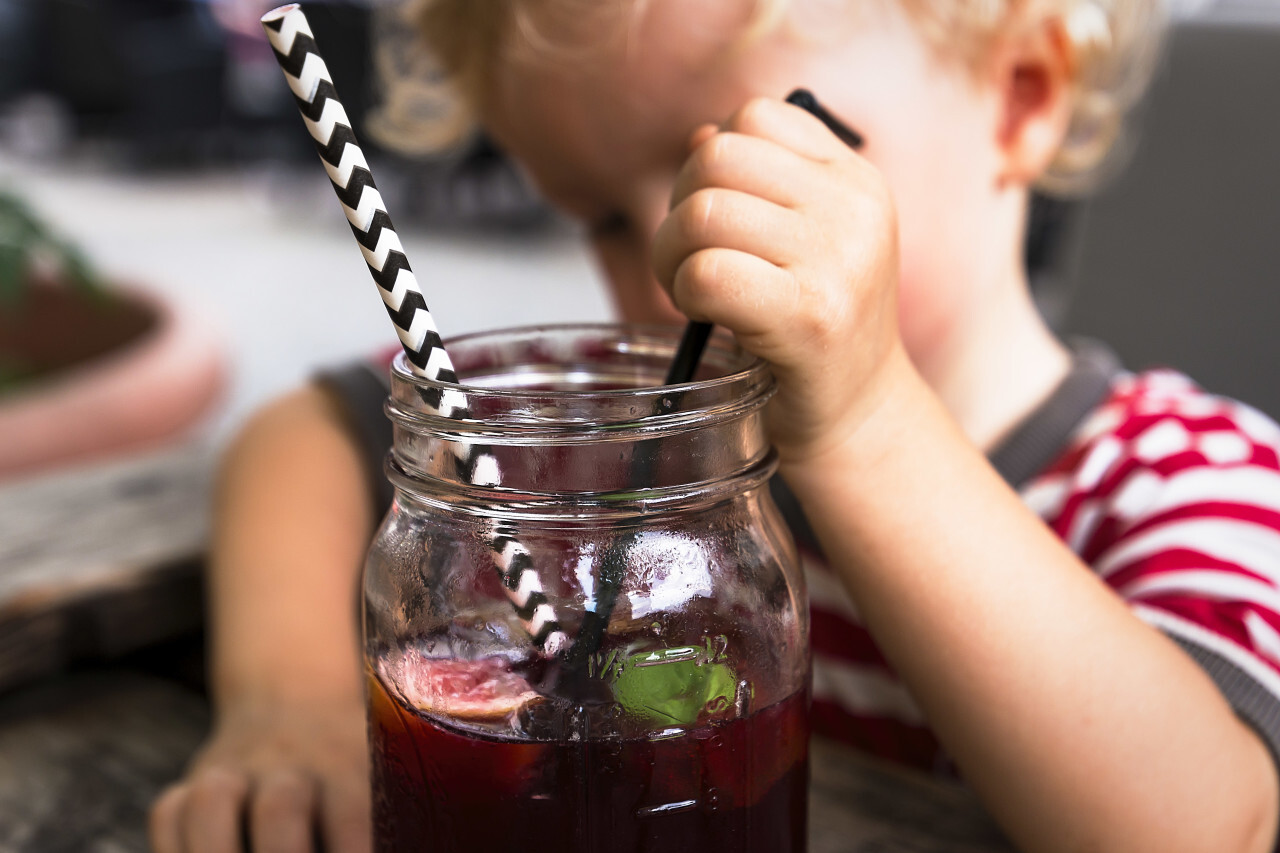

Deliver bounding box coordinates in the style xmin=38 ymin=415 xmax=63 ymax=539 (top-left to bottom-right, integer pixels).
xmin=395 ymin=654 xmax=541 ymax=720
xmin=369 ymin=652 xmax=546 ymax=815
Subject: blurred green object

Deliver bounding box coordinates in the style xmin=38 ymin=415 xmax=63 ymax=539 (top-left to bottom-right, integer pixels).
xmin=0 ymin=189 xmax=137 ymax=399
xmin=0 ymin=189 xmax=104 ymax=306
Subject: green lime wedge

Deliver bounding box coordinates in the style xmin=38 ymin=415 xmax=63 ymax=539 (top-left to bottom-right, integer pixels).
xmin=612 ymin=648 xmax=736 ymax=725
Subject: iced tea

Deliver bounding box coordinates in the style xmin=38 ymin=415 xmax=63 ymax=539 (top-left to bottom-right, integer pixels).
xmin=368 ymin=655 xmax=809 ymax=852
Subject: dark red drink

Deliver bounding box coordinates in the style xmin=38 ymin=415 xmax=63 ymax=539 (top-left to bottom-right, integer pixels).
xmin=368 ymin=658 xmax=809 ymax=852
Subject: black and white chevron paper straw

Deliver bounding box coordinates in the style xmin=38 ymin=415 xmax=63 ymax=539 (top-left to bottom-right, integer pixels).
xmin=261 ymin=4 xmax=568 ymax=655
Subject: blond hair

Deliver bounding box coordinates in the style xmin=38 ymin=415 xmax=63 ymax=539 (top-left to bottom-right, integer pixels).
xmin=370 ymin=0 xmax=1167 ymax=194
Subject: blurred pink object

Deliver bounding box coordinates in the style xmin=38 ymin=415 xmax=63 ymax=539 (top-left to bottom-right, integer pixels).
xmin=0 ymin=284 xmax=226 ymax=480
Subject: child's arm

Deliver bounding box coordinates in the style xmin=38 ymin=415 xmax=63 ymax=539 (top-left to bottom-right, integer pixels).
xmin=150 ymin=386 xmax=374 ymax=853
xmin=786 ymin=377 xmax=1279 ymax=853
xmin=654 ymin=97 xmax=1279 ymax=853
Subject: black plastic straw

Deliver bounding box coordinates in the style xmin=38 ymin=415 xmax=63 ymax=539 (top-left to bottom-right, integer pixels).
xmin=664 ymin=89 xmax=865 ymax=386
xmin=561 ymin=90 xmax=868 ymax=675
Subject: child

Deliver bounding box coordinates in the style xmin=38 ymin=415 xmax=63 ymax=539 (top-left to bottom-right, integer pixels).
xmin=151 ymin=1 xmax=1280 ymax=851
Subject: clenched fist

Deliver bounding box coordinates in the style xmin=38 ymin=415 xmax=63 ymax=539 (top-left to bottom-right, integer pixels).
xmin=652 ymin=96 xmax=910 ymax=465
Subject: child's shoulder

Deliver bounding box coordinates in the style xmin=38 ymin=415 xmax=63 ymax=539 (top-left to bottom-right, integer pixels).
xmin=1031 ymin=368 xmax=1280 ymax=504
xmin=1102 ymin=370 xmax=1280 ymax=455
xmin=1021 ymin=366 xmax=1280 ymax=584
xmin=1034 ymin=369 xmax=1280 ymax=752
xmin=1038 ymin=369 xmax=1280 ymax=768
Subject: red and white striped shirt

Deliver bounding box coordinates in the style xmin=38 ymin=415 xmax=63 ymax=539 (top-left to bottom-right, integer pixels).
xmin=805 ymin=366 xmax=1280 ymax=772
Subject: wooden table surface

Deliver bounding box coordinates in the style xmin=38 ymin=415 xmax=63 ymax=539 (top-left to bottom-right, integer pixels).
xmin=0 ymin=448 xmax=1013 ymax=852
xmin=0 ymin=448 xmax=212 ymax=694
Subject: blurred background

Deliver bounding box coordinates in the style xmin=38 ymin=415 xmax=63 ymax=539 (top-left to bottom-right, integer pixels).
xmin=0 ymin=0 xmax=612 ymax=454
xmin=0 ymin=0 xmax=1277 ymax=845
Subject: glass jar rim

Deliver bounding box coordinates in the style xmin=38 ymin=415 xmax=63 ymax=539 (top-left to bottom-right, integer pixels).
xmin=387 ymin=323 xmax=774 ymax=435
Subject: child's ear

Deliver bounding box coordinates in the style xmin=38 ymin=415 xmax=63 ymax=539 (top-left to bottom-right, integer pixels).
xmin=990 ymin=15 xmax=1077 ymax=188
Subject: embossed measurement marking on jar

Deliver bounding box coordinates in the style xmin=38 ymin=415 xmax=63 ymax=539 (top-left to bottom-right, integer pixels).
xmin=586 ymin=634 xmax=730 ymax=682
xmin=638 ymin=799 xmax=698 ymax=817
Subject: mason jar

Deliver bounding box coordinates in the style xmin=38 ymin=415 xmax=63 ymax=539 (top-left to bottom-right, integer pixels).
xmin=363 ymin=324 xmax=809 ymax=852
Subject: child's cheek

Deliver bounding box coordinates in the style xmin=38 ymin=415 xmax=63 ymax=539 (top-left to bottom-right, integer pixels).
xmin=894 ymin=260 xmax=960 ymax=369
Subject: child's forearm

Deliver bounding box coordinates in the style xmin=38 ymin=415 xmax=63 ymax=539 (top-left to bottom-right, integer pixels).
xmin=207 ymin=386 xmax=375 ymax=713
xmin=782 ymin=353 xmax=1279 ymax=853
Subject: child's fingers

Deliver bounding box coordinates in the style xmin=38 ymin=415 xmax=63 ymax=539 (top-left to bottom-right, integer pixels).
xmin=182 ymin=767 xmax=250 ymax=853
xmin=686 ymin=122 xmax=718 ymax=153
xmin=248 ymin=768 xmax=316 ymax=853
xmin=652 ymin=187 xmax=803 ymax=290
xmin=320 ymin=775 xmax=374 ymax=853
xmin=149 ymin=783 xmax=189 ymax=853
xmin=669 ymin=247 xmax=795 ymax=337
xmin=721 ymin=96 xmax=855 ymax=163
xmin=670 ymin=131 xmax=821 ymax=212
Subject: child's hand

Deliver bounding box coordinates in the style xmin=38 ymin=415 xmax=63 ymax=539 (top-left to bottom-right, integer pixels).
xmin=652 ymin=97 xmax=909 ymax=464
xmin=149 ymin=696 xmax=370 ymax=853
